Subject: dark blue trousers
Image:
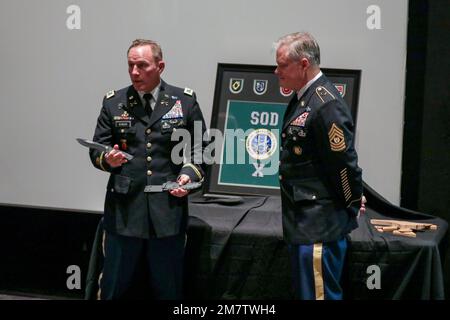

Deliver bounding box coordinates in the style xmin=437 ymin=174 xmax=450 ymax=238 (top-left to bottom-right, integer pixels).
xmin=288 ymin=237 xmax=347 ymax=300
xmin=99 ymin=231 xmax=185 ymax=300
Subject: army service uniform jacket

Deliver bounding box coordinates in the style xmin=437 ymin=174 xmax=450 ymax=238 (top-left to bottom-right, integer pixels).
xmin=279 ymin=74 xmax=363 ymax=245
xmin=90 ymin=81 xmax=207 ymax=239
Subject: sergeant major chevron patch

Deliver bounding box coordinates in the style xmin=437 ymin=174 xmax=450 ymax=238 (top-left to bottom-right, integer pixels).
xmin=328 ymin=123 xmax=346 ymax=152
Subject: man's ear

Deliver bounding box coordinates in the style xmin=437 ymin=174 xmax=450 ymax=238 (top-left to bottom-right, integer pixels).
xmin=158 ymin=60 xmax=165 ymax=74
xmin=300 ymin=57 xmax=310 ymax=68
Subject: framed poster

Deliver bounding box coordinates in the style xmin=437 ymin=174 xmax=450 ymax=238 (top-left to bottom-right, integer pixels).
xmin=205 ymin=63 xmax=361 ymax=196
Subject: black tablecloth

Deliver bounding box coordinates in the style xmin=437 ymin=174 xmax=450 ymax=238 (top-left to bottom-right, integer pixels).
xmin=185 ymin=195 xmax=293 ymax=299
xmin=185 ymin=192 xmax=448 ymax=300
xmin=345 ymin=208 xmax=447 ymax=299
xmin=85 ymin=190 xmax=448 ymax=300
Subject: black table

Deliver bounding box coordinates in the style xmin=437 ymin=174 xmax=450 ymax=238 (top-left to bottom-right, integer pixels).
xmin=85 ymin=186 xmax=448 ymax=300
xmin=184 ymin=187 xmax=448 ymax=300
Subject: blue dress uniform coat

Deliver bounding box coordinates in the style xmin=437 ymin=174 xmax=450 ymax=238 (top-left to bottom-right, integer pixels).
xmin=90 ymin=80 xmax=207 ymax=239
xmin=279 ymin=74 xmax=363 ymax=245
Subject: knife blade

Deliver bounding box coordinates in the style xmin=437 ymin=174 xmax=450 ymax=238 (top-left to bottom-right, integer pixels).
xmin=144 ymin=181 xmax=203 ymax=193
xmin=76 ymin=138 xmax=134 ymax=160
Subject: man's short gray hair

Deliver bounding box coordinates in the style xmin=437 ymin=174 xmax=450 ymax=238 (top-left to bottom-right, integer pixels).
xmin=275 ymin=32 xmax=320 ymax=66
xmin=127 ymin=39 xmax=163 ymax=62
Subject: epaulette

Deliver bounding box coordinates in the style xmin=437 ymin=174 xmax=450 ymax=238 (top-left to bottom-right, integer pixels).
xmin=105 ymin=90 xmax=115 ymax=99
xmin=315 ymin=86 xmax=336 ymax=103
xmin=184 ymin=87 xmax=194 ymax=96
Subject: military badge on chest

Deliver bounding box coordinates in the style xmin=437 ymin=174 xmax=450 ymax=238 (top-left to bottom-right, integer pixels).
xmin=114 ymin=100 xmax=137 ymax=151
xmin=287 ymin=109 xmax=311 ymax=155
xmin=128 ymin=95 xmax=139 ymax=107
xmin=290 ymin=111 xmax=309 ymax=127
xmin=287 ymin=125 xmax=308 ymax=140
xmin=287 ymin=110 xmax=310 ymax=139
xmin=161 ymin=99 xmax=184 ymax=133
xmin=114 ymin=108 xmax=135 ymax=126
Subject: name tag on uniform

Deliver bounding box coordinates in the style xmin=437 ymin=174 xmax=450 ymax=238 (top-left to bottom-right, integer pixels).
xmin=115 ymin=120 xmax=131 ymax=128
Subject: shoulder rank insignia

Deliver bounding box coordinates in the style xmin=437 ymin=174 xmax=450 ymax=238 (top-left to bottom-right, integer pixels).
xmin=184 ymin=87 xmax=194 ymax=96
xmin=315 ymin=86 xmax=335 ymax=103
xmin=106 ymin=90 xmax=115 ymax=99
xmin=328 ymin=123 xmax=346 ymax=152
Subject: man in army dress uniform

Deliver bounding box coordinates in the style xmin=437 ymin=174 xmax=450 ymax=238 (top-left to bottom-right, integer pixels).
xmin=89 ymin=39 xmax=207 ymax=299
xmin=275 ymin=32 xmax=363 ymax=300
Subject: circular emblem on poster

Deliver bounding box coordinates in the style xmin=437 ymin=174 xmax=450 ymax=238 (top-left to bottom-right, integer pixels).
xmin=246 ymin=129 xmax=277 ymax=160
xmin=280 ymin=87 xmax=293 ymax=97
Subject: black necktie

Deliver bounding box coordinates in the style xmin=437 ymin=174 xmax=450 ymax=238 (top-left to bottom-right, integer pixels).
xmin=290 ymin=93 xmax=299 ymax=107
xmin=285 ymin=93 xmax=299 ymax=120
xmin=143 ymin=93 xmax=153 ymax=117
